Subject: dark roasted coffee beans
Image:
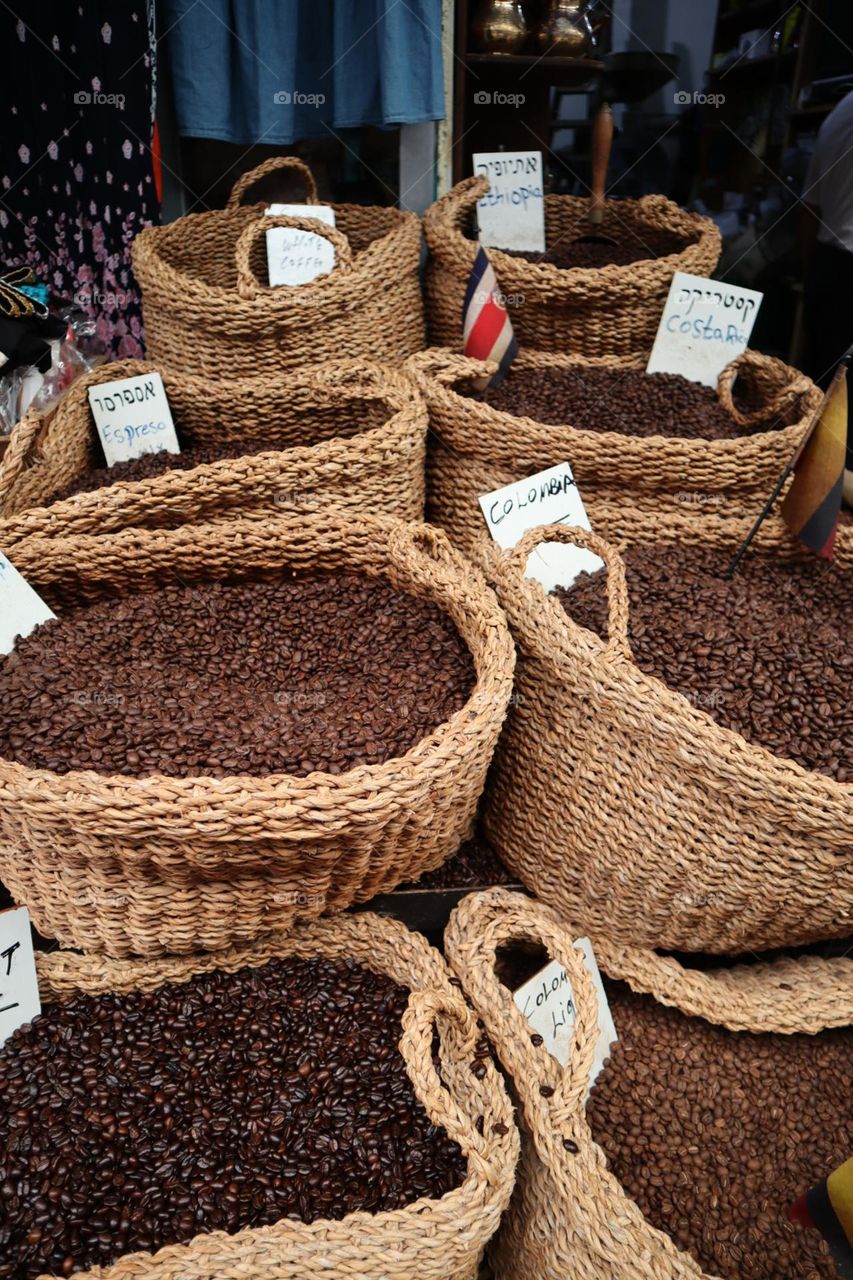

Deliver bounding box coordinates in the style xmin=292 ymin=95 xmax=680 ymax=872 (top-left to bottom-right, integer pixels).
xmin=555 ymin=545 xmax=853 ymax=780
xmin=474 ymin=365 xmax=795 ymax=440
xmin=587 ymin=983 xmax=852 ymax=1280
xmin=0 ymin=573 xmax=474 ymax=778
xmin=54 ymin=437 xmax=282 ymax=501
xmin=509 ymin=226 xmax=685 ymax=271
xmin=0 ymin=956 xmax=466 ymax=1279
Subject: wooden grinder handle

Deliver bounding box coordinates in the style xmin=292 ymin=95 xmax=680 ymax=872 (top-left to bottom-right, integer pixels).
xmin=589 ymin=101 xmax=614 ymax=227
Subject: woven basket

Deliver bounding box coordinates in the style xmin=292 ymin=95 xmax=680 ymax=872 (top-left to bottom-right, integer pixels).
xmin=407 ymin=347 xmax=821 ymax=560
xmin=0 ymin=357 xmax=427 ymax=542
xmin=0 ymin=513 xmax=515 ymax=957
xmin=133 ymin=157 xmax=425 ymax=379
xmin=21 ymin=911 xmax=518 ymax=1280
xmin=423 ymin=178 xmax=721 ymax=356
xmin=479 ymin=519 xmax=852 ymax=955
xmin=445 ymin=887 xmax=853 ymax=1280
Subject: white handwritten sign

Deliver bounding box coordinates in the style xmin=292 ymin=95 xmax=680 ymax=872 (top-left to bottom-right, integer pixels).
xmin=0 ymin=551 xmax=55 ymax=654
xmin=479 ymin=461 xmax=603 ymax=590
xmin=647 ymin=271 xmax=763 ymax=387
xmin=473 ymin=150 xmax=545 ymax=253
xmin=88 ymin=372 xmax=180 ymax=468
xmin=265 ymin=204 xmax=337 ymax=287
xmin=514 ymin=939 xmax=616 ymax=1097
xmin=0 ymin=907 xmax=40 ymax=1048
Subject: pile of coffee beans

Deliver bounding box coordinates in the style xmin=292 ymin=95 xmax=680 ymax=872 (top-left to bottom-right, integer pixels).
xmin=555 ymin=545 xmax=852 ymax=780
xmin=473 ymin=365 xmax=794 ymax=440
xmin=54 ymin=437 xmax=284 ymax=501
xmin=406 ymin=838 xmax=515 ymax=891
xmin=586 ymin=982 xmax=852 ymax=1280
xmin=0 ymin=956 xmax=468 ymax=1279
xmin=510 ymin=226 xmax=685 ymax=271
xmin=0 ymin=573 xmax=475 ymax=777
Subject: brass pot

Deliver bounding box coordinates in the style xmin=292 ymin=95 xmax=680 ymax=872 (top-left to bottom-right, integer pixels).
xmin=471 ymin=0 xmax=528 ymax=54
xmin=535 ymin=0 xmax=592 ymax=56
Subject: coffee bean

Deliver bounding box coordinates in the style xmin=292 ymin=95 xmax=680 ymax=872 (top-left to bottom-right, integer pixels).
xmin=0 ymin=956 xmax=467 ymax=1279
xmin=586 ymin=982 xmax=851 ymax=1280
xmin=0 ymin=573 xmax=474 ymax=779
xmin=556 ymin=546 xmax=852 ymax=780
xmin=508 ymin=226 xmax=685 ymax=272
xmin=473 ymin=366 xmax=798 ymax=441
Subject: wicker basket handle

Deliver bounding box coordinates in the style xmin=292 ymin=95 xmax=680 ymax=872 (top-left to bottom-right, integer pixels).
xmin=0 ymin=406 xmax=46 ymax=507
xmin=386 ymin=519 xmax=475 ymax=582
xmin=504 ymin=523 xmax=631 ymax=661
xmin=234 ymin=214 xmax=353 ymax=301
xmin=405 ymin=348 xmax=499 ymax=389
xmin=445 ymin=889 xmax=602 ymax=1139
xmin=399 ymin=987 xmax=515 ymax=1188
xmin=226 ymin=155 xmax=319 ymax=208
xmin=717 ymin=349 xmax=814 ymax=428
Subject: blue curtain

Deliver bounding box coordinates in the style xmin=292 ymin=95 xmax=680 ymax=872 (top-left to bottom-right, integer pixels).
xmin=163 ymin=0 xmax=446 ymax=145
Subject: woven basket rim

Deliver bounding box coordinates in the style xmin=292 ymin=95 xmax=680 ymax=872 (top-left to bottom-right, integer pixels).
xmin=423 ymin=180 xmax=721 ymax=293
xmin=484 ymin=516 xmax=853 ymax=807
xmin=412 ymin=346 xmax=819 ymax=459
xmin=26 ymin=911 xmax=517 ymax=1280
xmin=1 ymin=513 xmax=515 ymax=809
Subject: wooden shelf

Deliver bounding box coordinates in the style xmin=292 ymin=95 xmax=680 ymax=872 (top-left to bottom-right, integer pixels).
xmin=709 ymin=48 xmax=796 ymax=77
xmin=465 ymin=52 xmax=604 ymax=74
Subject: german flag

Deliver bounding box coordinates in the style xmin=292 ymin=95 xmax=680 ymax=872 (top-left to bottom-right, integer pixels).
xmin=781 ymin=347 xmax=851 ymax=559
xmin=789 ymin=1156 xmax=853 ymax=1278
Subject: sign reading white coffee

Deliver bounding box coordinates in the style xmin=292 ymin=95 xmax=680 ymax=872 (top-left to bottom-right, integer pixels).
xmin=0 ymin=907 xmax=40 ymax=1048
xmin=647 ymin=271 xmax=763 ymax=387
xmin=473 ymin=150 xmax=545 ymax=253
xmin=88 ymin=372 xmax=180 ymax=468
xmin=479 ymin=461 xmax=603 ymax=590
xmin=0 ymin=551 xmax=55 ymax=655
xmin=265 ymin=203 xmax=337 ymax=287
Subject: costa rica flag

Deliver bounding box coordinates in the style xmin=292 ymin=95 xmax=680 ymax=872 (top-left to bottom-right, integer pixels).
xmin=462 ymin=247 xmax=518 ymax=387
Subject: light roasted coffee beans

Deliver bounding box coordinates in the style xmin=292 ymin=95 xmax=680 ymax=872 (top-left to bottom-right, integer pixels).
xmin=587 ymin=983 xmax=852 ymax=1280
xmin=0 ymin=956 xmax=467 ymax=1279
xmin=556 ymin=545 xmax=852 ymax=780
xmin=0 ymin=573 xmax=475 ymax=778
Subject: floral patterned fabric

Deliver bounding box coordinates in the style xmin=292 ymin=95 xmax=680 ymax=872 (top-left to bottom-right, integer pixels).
xmin=0 ymin=3 xmax=158 ymax=357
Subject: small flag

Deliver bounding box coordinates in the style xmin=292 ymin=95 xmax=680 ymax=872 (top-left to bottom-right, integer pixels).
xmin=789 ymin=1157 xmax=853 ymax=1279
xmin=780 ymin=348 xmax=850 ymax=559
xmin=462 ymin=246 xmax=518 ymax=388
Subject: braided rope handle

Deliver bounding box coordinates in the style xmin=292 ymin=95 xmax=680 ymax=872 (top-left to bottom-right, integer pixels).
xmin=235 ymin=214 xmax=353 ymax=300
xmin=0 ymin=406 xmax=48 ymax=506
xmin=503 ymin=523 xmax=631 ymax=662
xmin=399 ymin=988 xmax=516 ymax=1189
xmin=404 ymin=348 xmax=498 ymax=389
xmin=423 ymin=175 xmax=490 ymax=244
xmin=226 ymin=155 xmax=319 ymax=208
xmin=717 ymin=350 xmax=815 ymax=428
xmin=444 ymin=889 xmax=602 ymax=1136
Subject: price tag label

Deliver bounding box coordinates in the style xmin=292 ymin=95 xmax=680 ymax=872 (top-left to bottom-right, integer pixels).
xmin=265 ymin=204 xmax=337 ymax=287
xmin=0 ymin=551 xmax=55 ymax=654
xmin=0 ymin=907 xmax=40 ymax=1048
xmin=473 ymin=150 xmax=545 ymax=253
xmin=88 ymin=372 xmax=180 ymax=468
xmin=514 ymin=939 xmax=616 ymax=1097
xmin=479 ymin=461 xmax=603 ymax=590
xmin=647 ymin=271 xmax=763 ymax=388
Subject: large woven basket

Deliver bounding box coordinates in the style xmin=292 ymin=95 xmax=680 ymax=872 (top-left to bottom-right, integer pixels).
xmin=445 ymin=887 xmax=853 ymax=1280
xmin=21 ymin=911 xmax=518 ymax=1280
xmin=0 ymin=514 xmax=515 ymax=957
xmin=133 ymin=157 xmax=425 ymax=379
xmin=423 ymin=178 xmax=721 ymax=356
xmin=0 ymin=357 xmax=427 ymax=542
xmin=478 ymin=520 xmax=852 ymax=954
xmin=407 ymin=347 xmax=821 ymax=559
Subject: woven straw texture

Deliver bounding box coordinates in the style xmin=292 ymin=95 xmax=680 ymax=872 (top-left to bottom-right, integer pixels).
xmin=479 ymin=519 xmax=852 ymax=955
xmin=26 ymin=911 xmax=519 ymax=1280
xmin=132 ymin=157 xmax=425 ymax=379
xmin=445 ymin=887 xmax=853 ymax=1280
xmin=0 ymin=513 xmax=515 ymax=957
xmin=0 ymin=357 xmax=427 ymax=542
xmin=423 ymin=178 xmax=721 ymax=357
xmin=407 ymin=347 xmax=821 ymax=560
